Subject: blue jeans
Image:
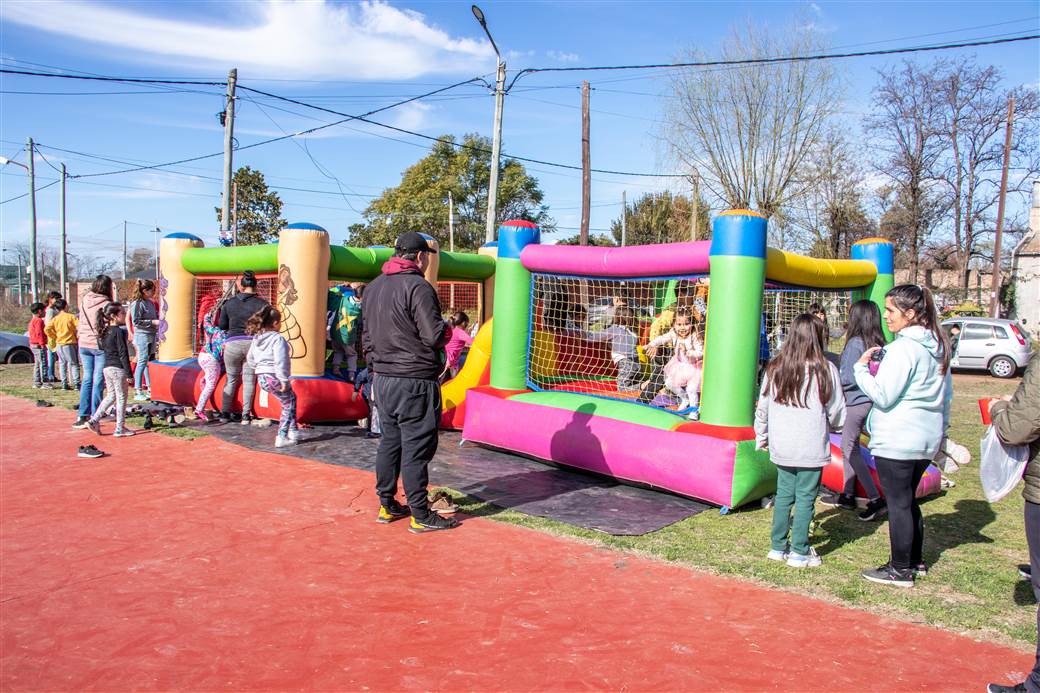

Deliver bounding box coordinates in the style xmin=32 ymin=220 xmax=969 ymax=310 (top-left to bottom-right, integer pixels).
xmin=78 ymin=347 xmax=106 ymax=418
xmin=46 ymin=348 xmax=55 ymax=380
xmin=133 ymin=332 xmax=154 ymax=390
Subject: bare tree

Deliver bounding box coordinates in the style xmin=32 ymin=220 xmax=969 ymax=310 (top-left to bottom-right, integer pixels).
xmin=789 ymin=128 xmax=877 ymax=257
xmin=933 ymin=58 xmax=1040 ymax=290
xmin=665 ymin=21 xmax=840 ymax=218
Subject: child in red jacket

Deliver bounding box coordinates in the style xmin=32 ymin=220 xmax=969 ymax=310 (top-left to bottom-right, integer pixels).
xmin=28 ymin=302 xmax=51 ymax=389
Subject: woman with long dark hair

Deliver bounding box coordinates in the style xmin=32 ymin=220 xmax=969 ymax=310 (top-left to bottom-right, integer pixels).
xmin=854 ymin=284 xmax=952 ymax=587
xmin=72 ymin=274 xmax=113 ymax=428
xmin=128 ymin=279 xmax=160 ymax=401
xmin=825 ymin=300 xmax=889 ymax=520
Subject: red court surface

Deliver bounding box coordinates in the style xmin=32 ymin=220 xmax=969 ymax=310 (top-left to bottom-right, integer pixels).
xmin=0 ymin=394 xmax=1029 ymax=691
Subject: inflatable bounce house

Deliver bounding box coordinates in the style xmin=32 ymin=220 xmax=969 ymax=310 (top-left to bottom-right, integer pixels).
xmin=149 ymin=223 xmax=496 ymax=425
xmin=460 ymin=210 xmax=941 ymax=510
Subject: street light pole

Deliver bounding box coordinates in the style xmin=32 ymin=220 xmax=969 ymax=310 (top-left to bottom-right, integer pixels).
xmin=60 ymin=163 xmax=68 ymax=297
xmin=472 ymin=5 xmax=506 ymax=244
xmin=26 ymin=137 xmax=38 ymax=299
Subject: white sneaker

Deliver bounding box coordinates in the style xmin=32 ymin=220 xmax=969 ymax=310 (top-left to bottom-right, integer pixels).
xmin=113 ymin=429 xmax=136 ymax=438
xmin=275 ymin=435 xmax=295 ymax=448
xmin=133 ymin=392 xmax=150 ymax=402
xmin=787 ymin=548 xmax=822 ymax=568
xmin=767 ymin=549 xmax=788 ymax=561
xmin=687 ymin=409 xmax=700 ymax=421
xmin=287 ymin=429 xmax=300 ymax=442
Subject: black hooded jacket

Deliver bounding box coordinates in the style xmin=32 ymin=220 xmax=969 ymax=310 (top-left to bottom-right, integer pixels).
xmin=361 ymin=257 xmax=449 ymax=381
xmin=219 ymin=292 xmax=270 ymax=338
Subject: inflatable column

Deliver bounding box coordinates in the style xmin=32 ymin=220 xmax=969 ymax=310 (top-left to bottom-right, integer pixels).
xmin=420 ymin=234 xmax=441 ymax=288
xmin=851 ymin=238 xmax=895 ymax=342
xmin=157 ymin=232 xmax=204 ymax=363
xmin=277 ymin=223 xmax=331 ymax=377
xmin=700 ymin=210 xmax=768 ymax=428
xmin=479 ymin=242 xmax=498 ymax=323
xmin=490 ymin=221 xmax=540 ymax=390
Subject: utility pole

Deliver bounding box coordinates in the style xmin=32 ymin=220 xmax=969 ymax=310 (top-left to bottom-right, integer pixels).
xmin=59 ymin=163 xmax=67 ymax=297
xmin=123 ymin=220 xmax=128 ymax=280
xmin=231 ymin=180 xmax=238 ymax=245
xmin=690 ymin=171 xmax=700 ymax=242
xmin=448 ymin=190 xmax=455 ymax=308
xmin=153 ymin=225 xmax=161 ymax=280
xmin=989 ymin=96 xmax=1015 ymax=318
xmin=484 ymin=61 xmax=506 ymax=243
xmin=621 ymin=190 xmax=627 ymax=247
xmin=26 ymin=137 xmax=38 ymax=299
xmin=580 ymin=81 xmax=591 ymax=246
xmin=220 ymin=68 xmax=238 ymax=244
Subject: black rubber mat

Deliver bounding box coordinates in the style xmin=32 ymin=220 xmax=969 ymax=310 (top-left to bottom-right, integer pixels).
xmin=207 ymin=422 xmax=709 ymax=536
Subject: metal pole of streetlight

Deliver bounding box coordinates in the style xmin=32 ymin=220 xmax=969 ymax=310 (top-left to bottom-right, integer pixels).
xmin=60 ymin=163 xmax=68 ymax=297
xmin=26 ymin=137 xmax=38 ymax=299
xmin=472 ymin=5 xmax=506 ymax=245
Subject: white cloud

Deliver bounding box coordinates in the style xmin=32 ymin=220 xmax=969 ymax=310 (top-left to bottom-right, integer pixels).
xmin=810 ymin=2 xmax=822 ymax=15
xmin=388 ymin=101 xmax=432 ymax=131
xmin=547 ymin=50 xmax=580 ymax=63
xmin=0 ymin=0 xmax=494 ymax=79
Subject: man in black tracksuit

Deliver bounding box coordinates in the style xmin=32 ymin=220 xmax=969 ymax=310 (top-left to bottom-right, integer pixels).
xmin=361 ymin=232 xmax=457 ymax=533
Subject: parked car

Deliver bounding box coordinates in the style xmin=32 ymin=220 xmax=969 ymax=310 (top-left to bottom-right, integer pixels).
xmin=0 ymin=331 xmax=32 ymax=364
xmin=942 ymin=318 xmax=1033 ymax=378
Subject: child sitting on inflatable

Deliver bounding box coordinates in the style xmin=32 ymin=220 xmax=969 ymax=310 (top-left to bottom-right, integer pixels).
xmin=643 ymin=305 xmax=704 ymax=418
xmin=586 ymin=305 xmax=643 ymax=393
xmin=443 ymin=311 xmax=474 ymax=382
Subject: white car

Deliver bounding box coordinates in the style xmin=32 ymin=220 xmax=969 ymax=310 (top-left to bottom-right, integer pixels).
xmin=0 ymin=331 xmax=33 ymax=364
xmin=942 ymin=318 xmax=1033 ymax=378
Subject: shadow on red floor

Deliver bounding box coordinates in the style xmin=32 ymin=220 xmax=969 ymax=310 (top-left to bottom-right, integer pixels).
xmin=0 ymin=395 xmax=1029 ymax=691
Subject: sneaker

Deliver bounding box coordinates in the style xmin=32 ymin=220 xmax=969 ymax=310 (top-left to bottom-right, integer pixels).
xmin=133 ymin=392 xmax=149 ymax=402
xmin=786 ymin=548 xmax=822 ymax=568
xmin=86 ymin=419 xmax=101 ymax=435
xmin=429 ymin=490 xmax=458 ymax=516
xmin=77 ymin=445 xmax=104 ymax=459
xmin=72 ymin=416 xmax=90 ymax=429
xmin=113 ymin=429 xmax=135 ymax=438
xmin=766 ymin=549 xmax=788 ymax=562
xmin=859 ymin=498 xmax=888 ymax=522
xmin=1019 ymin=565 xmax=1032 ymax=580
xmin=987 ymin=682 xmax=1027 ymax=693
xmin=35 ymin=399 xmax=53 ymax=408
xmin=62 ymin=384 xmax=72 ymax=391
xmin=913 ymin=562 xmax=928 ymax=578
xmin=366 ymin=432 xmax=382 ymax=439
xmin=862 ymin=563 xmax=914 ymax=587
xmin=408 ymin=513 xmax=460 ymax=534
xmin=286 ymin=429 xmax=300 ymax=442
xmin=687 ymin=409 xmax=700 ymax=421
xmin=230 ymin=412 xmax=242 ymax=423
xmin=241 ymin=413 xmax=253 ymax=426
xmin=274 ymin=435 xmax=295 ymax=448
xmin=252 ymin=418 xmax=273 ymax=428
xmin=376 ymin=500 xmax=410 ymax=524
xmin=218 ymin=412 xmax=231 ymax=423
xmin=820 ymin=492 xmax=857 ymax=510
xmin=39 ymin=383 xmax=54 ymax=389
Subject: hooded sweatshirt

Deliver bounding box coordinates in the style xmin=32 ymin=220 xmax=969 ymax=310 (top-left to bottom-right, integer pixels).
xmin=853 ymin=325 xmax=952 ymax=461
xmin=361 ymin=257 xmax=450 ymax=381
xmin=246 ymin=330 xmax=291 ymax=384
xmin=78 ymin=291 xmax=112 ymax=350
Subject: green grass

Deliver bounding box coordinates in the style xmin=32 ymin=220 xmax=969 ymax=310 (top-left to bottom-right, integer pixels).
xmin=1 ymin=362 xmax=1030 ymax=647
xmin=0 ymin=364 xmax=208 ymax=441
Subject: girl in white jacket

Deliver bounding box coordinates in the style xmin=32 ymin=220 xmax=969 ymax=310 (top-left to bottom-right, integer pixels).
xmin=853 ymin=284 xmax=952 ymax=588
xmin=246 ymin=306 xmax=298 ymax=448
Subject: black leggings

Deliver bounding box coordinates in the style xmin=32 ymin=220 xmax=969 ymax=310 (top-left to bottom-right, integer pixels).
xmin=873 ymin=456 xmax=931 ymax=570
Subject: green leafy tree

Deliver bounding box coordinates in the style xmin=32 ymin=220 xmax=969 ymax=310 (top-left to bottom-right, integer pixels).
xmin=348 ymin=134 xmax=555 ymax=251
xmin=555 ymin=233 xmax=615 ymax=246
xmin=607 ymin=192 xmax=711 ymax=246
xmin=215 ymin=166 xmax=287 ymax=246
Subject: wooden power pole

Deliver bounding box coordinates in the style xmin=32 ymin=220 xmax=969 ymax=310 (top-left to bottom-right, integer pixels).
xmin=580 ymin=81 xmax=591 ymax=246
xmin=621 ymin=190 xmax=627 ymax=246
xmin=989 ymin=96 xmax=1015 ymax=318
xmin=691 ymin=172 xmax=700 ymax=242
xmin=220 ymin=68 xmax=238 ymax=244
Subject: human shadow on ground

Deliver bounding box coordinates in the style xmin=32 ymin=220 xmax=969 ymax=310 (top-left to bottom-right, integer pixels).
xmin=812 ymin=491 xmax=950 ymax=557
xmin=921 ymin=499 xmax=996 ymax=565
xmin=1015 ymin=575 xmax=1036 ymax=607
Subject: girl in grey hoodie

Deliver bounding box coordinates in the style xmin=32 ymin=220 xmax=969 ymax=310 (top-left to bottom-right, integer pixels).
xmin=755 ymin=314 xmax=846 ymax=569
xmin=245 ymin=306 xmax=298 ymax=448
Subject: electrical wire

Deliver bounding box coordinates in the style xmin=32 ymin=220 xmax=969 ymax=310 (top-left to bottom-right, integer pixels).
xmin=504 ymin=33 xmax=1040 ymax=90
xmin=0 ymin=67 xmax=226 ymax=86
xmin=0 ymin=179 xmax=60 ymax=204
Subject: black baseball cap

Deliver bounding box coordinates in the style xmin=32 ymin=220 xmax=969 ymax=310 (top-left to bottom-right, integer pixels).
xmin=395 ymin=231 xmax=438 ymax=254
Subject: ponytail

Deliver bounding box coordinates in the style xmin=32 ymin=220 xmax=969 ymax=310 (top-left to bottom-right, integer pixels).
xmin=887 ymin=284 xmax=950 ymax=374
xmin=245 ymin=305 xmax=281 ymax=335
xmin=130 ymin=279 xmax=155 ymax=302
xmin=96 ymin=303 xmax=124 ymax=341
xmin=240 ymin=270 xmax=258 ymax=290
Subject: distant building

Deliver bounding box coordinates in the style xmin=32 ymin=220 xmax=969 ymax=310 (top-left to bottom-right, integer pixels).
xmin=1009 ymin=180 xmax=1040 ymax=330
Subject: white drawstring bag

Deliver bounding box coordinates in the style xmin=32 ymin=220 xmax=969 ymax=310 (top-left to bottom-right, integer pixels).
xmin=980 ymin=426 xmax=1029 ymax=502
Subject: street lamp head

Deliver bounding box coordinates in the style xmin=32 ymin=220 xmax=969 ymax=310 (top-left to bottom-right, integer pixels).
xmin=470 ymin=4 xmax=501 ymax=61
xmin=0 ymin=157 xmax=9 ymax=166
xmin=471 ymin=5 xmax=485 ymax=26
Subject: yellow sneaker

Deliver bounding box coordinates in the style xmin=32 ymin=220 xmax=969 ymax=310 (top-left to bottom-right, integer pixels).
xmin=376 ymin=501 xmax=409 ymax=524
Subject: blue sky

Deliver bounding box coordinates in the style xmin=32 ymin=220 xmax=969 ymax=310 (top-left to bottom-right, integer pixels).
xmin=0 ymin=0 xmax=1037 ymax=269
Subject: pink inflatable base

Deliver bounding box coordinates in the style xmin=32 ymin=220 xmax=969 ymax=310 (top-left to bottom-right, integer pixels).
xmin=821 ymin=434 xmax=942 ymax=500
xmin=462 ymin=389 xmax=740 ymax=506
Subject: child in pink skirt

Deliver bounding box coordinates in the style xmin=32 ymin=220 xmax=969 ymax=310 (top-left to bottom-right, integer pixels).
xmin=643 ymin=306 xmax=704 ymax=419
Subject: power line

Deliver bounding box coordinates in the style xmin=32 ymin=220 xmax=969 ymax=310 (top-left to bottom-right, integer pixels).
xmin=505 ymin=33 xmax=1040 ymax=89
xmin=0 ymin=179 xmax=59 ymax=205
xmin=0 ymin=67 xmax=226 ymax=86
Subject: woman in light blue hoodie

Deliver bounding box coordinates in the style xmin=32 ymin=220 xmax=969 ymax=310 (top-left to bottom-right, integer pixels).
xmin=853 ymin=285 xmax=952 ymax=588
